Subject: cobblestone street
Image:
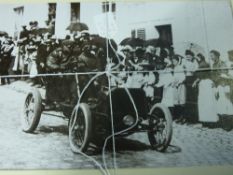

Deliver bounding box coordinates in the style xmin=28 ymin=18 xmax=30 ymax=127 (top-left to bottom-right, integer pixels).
xmin=0 ymin=81 xmax=232 ymax=169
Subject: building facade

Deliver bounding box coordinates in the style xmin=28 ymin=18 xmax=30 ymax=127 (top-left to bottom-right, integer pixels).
xmin=2 ymin=1 xmax=233 ymax=60
xmin=80 ymin=1 xmax=233 ymax=60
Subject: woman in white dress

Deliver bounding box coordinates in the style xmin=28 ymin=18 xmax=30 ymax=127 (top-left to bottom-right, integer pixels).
xmin=172 ymin=55 xmax=186 ymax=122
xmin=215 ymin=76 xmax=233 ymax=131
xmin=197 ymin=79 xmax=218 ymax=122
xmin=216 ymin=82 xmax=233 ymax=115
xmin=156 ymin=67 xmax=174 ymax=108
xmin=193 ymin=53 xmax=219 ymax=124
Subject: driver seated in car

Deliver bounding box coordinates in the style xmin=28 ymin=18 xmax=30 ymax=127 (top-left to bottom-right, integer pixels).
xmin=44 ymin=40 xmax=75 ymax=110
xmin=74 ymin=40 xmax=107 ymax=103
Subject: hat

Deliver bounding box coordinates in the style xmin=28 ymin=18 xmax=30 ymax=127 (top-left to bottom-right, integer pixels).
xmin=29 ymin=21 xmax=34 ymax=26
xmin=80 ymin=30 xmax=89 ymax=35
xmin=74 ymin=34 xmax=80 ymax=40
xmin=62 ymin=40 xmax=74 ymax=46
xmin=121 ymin=45 xmax=134 ymax=52
xmin=65 ymin=34 xmax=71 ymax=40
xmin=210 ymin=50 xmax=220 ymax=58
xmin=44 ymin=38 xmax=51 ymax=43
xmin=33 ymin=37 xmax=41 ymax=43
xmin=135 ymin=46 xmax=145 ymax=51
xmin=185 ymin=49 xmax=194 ymax=57
xmin=135 ymin=47 xmax=145 ymax=56
xmin=145 ymin=45 xmax=156 ymax=54
xmin=197 ymin=53 xmax=204 ymax=58
xmin=172 ymin=54 xmax=180 ymax=61
xmin=51 ymin=35 xmax=57 ymax=40
xmin=80 ymin=30 xmax=90 ymax=38
xmin=27 ymin=45 xmax=37 ymax=51
xmin=17 ymin=40 xmax=24 ymax=45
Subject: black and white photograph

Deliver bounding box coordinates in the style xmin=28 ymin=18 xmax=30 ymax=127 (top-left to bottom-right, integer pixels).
xmin=0 ymin=0 xmax=232 ymax=173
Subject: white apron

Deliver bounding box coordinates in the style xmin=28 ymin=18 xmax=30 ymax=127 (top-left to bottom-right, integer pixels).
xmin=198 ymin=79 xmax=219 ymax=122
xmin=216 ymin=85 xmax=233 ymax=115
xmin=157 ymin=69 xmax=175 ymax=107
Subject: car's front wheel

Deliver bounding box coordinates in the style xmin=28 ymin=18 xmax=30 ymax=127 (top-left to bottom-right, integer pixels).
xmin=147 ymin=103 xmax=173 ymax=152
xmin=68 ymin=103 xmax=93 ymax=153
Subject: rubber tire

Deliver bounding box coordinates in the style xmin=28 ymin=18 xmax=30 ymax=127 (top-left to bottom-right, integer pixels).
xmin=69 ymin=103 xmax=92 ymax=153
xmin=22 ymin=88 xmax=42 ymax=133
xmin=147 ymin=103 xmax=173 ymax=152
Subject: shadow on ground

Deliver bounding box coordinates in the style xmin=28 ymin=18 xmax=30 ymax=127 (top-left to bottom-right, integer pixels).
xmin=105 ymin=137 xmax=181 ymax=154
xmin=37 ymin=125 xmax=68 ymax=135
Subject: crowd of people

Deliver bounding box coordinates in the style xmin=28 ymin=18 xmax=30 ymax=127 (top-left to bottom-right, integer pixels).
xmin=0 ymin=20 xmax=232 ymax=130
xmin=0 ymin=20 xmax=55 ymax=84
xmin=115 ymin=42 xmax=233 ymax=130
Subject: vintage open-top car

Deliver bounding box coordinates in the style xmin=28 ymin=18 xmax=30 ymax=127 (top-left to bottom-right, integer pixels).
xmin=21 ymin=34 xmax=173 ymax=154
xmin=21 ymin=73 xmax=173 ymax=154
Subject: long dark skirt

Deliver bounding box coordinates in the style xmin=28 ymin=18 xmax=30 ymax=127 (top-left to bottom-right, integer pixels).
xmin=0 ymin=56 xmax=11 ymax=85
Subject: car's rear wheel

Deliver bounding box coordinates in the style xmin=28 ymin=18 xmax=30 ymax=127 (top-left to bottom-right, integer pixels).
xmin=22 ymin=88 xmax=42 ymax=133
xmin=147 ymin=103 xmax=172 ymax=152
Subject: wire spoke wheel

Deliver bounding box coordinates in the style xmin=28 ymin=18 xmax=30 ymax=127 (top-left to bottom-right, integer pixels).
xmin=69 ymin=103 xmax=92 ymax=153
xmin=147 ymin=103 xmax=173 ymax=152
xmin=22 ymin=88 xmax=42 ymax=133
xmin=25 ymin=95 xmax=35 ymax=125
xmin=73 ymin=111 xmax=85 ymax=147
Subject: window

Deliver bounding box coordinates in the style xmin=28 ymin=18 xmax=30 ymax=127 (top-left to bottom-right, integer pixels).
xmin=13 ymin=6 xmax=24 ymax=39
xmin=102 ymin=1 xmax=116 ymax=13
xmin=47 ymin=3 xmax=56 ymax=34
xmin=71 ymin=3 xmax=80 ymax=22
xmin=131 ymin=28 xmax=146 ymax=40
xmin=131 ymin=29 xmax=136 ymax=38
xmin=13 ymin=6 xmax=24 ymax=15
xmin=155 ymin=24 xmax=173 ymax=47
xmin=48 ymin=3 xmax=56 ymax=22
xmin=137 ymin=28 xmax=146 ymax=40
